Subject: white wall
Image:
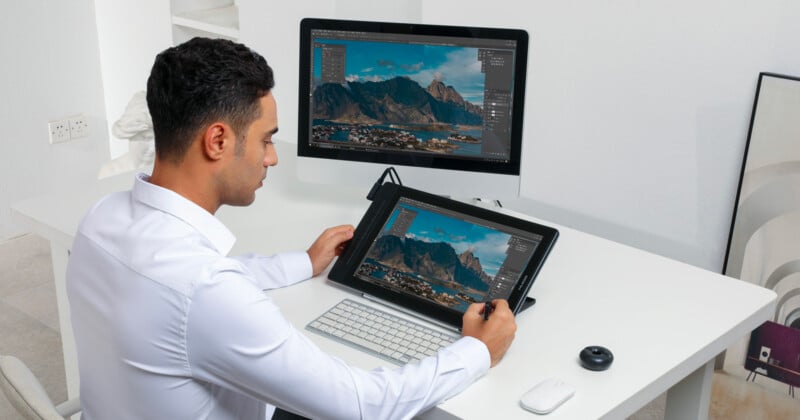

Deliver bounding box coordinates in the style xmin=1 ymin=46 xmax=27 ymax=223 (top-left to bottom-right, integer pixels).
xmin=0 ymin=0 xmax=109 ymax=241
xmin=416 ymin=0 xmax=800 ymax=271
xmin=4 ymin=0 xmax=800 ymax=273
xmin=238 ymin=0 xmax=800 ymax=271
xmin=94 ymin=0 xmax=172 ymax=159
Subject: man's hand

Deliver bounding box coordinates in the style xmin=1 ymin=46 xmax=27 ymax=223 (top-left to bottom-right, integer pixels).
xmin=306 ymin=225 xmax=354 ymax=277
xmin=461 ymin=299 xmax=517 ymax=367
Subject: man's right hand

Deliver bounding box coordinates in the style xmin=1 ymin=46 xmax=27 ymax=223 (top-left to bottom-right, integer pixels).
xmin=306 ymin=225 xmax=354 ymax=277
xmin=461 ymin=299 xmax=516 ymax=367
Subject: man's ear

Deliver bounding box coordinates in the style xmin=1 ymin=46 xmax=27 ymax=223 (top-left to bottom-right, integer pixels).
xmin=202 ymin=122 xmax=231 ymax=161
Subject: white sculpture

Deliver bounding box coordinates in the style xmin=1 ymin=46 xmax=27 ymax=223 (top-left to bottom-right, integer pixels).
xmin=97 ymin=91 xmax=155 ymax=179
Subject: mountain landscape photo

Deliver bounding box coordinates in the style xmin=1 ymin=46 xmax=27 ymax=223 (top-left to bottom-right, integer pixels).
xmin=310 ymin=41 xmax=487 ymax=156
xmin=358 ymin=234 xmax=492 ymax=309
xmin=313 ymin=77 xmax=483 ymax=126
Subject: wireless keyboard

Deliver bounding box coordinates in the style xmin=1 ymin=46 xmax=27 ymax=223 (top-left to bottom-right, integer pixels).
xmin=306 ymin=298 xmax=458 ymax=365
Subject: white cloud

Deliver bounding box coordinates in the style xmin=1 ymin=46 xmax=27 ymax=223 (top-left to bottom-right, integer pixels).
xmin=346 ymin=74 xmax=385 ymax=83
xmin=408 ymin=48 xmax=485 ymax=105
xmin=401 ymin=62 xmax=424 ymax=72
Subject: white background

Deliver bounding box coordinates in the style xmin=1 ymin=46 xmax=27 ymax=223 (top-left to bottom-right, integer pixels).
xmin=2 ymin=0 xmax=800 ymax=273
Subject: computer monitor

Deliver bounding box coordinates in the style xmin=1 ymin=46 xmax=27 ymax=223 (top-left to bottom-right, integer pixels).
xmin=297 ymin=18 xmax=529 ymax=199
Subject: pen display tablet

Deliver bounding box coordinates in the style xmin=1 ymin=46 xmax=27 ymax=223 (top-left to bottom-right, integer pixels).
xmin=329 ymin=184 xmax=558 ymax=329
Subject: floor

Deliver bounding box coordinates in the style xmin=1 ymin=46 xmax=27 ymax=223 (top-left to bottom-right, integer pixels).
xmin=0 ymin=234 xmax=797 ymax=419
xmin=0 ymin=234 xmax=66 ymax=417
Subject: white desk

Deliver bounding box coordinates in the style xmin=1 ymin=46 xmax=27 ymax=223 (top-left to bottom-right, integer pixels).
xmin=12 ymin=158 xmax=775 ymax=419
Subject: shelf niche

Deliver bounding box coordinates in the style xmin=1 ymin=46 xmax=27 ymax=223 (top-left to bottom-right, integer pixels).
xmin=171 ymin=1 xmax=239 ymax=44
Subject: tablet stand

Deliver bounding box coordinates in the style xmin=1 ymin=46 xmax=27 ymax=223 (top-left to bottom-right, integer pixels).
xmin=519 ymin=296 xmax=537 ymax=313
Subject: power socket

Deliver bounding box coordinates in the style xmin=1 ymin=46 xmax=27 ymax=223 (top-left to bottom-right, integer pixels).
xmin=68 ymin=115 xmax=89 ymax=139
xmin=48 ymin=119 xmax=71 ymax=144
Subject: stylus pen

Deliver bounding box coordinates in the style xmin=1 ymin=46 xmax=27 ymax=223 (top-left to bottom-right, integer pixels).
xmin=483 ymin=301 xmax=493 ymax=321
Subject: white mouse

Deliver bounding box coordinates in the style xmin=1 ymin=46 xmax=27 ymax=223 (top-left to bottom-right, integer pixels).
xmin=520 ymin=378 xmax=575 ymax=414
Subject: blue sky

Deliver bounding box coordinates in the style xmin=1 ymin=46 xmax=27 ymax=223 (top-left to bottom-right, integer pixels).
xmin=381 ymin=203 xmax=510 ymax=276
xmin=314 ymin=39 xmax=485 ymax=106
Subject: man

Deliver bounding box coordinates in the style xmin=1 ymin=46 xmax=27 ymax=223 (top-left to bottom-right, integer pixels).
xmin=66 ymin=37 xmax=516 ymax=419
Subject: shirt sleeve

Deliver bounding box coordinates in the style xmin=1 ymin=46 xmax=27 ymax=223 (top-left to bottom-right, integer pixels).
xmin=230 ymin=251 xmax=313 ymax=289
xmin=186 ymin=270 xmax=490 ymax=420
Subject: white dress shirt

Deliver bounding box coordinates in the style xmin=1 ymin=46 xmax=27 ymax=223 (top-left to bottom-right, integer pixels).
xmin=65 ymin=173 xmax=490 ymax=419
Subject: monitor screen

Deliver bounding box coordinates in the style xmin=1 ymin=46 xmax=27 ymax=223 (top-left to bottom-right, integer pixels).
xmin=297 ymin=18 xmax=529 ymax=199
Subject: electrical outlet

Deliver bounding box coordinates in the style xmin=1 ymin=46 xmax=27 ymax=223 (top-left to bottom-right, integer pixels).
xmin=48 ymin=119 xmax=71 ymax=144
xmin=68 ymin=115 xmax=89 ymax=139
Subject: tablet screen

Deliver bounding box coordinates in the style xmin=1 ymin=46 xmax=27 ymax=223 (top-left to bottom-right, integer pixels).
xmin=356 ymin=197 xmax=544 ymax=313
xmin=329 ymin=184 xmax=558 ymax=328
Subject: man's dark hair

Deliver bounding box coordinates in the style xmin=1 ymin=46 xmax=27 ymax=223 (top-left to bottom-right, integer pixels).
xmin=146 ymin=37 xmax=275 ymax=162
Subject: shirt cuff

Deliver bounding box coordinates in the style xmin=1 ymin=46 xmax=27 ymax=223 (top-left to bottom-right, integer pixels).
xmin=446 ymin=336 xmax=491 ymax=379
xmin=278 ymin=251 xmax=313 ymax=283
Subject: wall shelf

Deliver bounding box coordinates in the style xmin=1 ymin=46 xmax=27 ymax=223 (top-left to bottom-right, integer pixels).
xmin=170 ymin=2 xmax=239 ymax=44
xmin=172 ymin=5 xmax=239 ymax=39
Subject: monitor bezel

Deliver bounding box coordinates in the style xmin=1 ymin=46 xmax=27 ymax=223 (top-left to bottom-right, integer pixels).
xmin=297 ymin=17 xmax=529 ymax=176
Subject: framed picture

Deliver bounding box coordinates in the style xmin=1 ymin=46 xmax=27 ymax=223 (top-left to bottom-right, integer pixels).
xmin=722 ymin=72 xmax=800 ymax=368
xmin=743 ymin=321 xmax=800 ymax=391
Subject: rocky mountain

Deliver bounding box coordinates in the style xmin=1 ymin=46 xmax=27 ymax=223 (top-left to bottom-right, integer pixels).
xmin=426 ymin=80 xmax=483 ymax=117
xmin=367 ymin=235 xmax=491 ymax=291
xmin=311 ymin=83 xmax=367 ymax=122
xmin=312 ymin=77 xmax=483 ymax=126
xmin=458 ymin=250 xmax=492 ymax=284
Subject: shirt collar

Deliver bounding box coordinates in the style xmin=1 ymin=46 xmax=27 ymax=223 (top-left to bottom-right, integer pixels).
xmin=131 ymin=173 xmax=236 ymax=255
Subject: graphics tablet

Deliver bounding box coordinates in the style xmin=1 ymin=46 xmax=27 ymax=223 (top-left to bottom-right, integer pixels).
xmin=328 ymin=183 xmax=559 ymax=330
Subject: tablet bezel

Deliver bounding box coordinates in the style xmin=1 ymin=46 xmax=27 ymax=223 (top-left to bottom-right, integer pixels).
xmin=328 ymin=183 xmax=559 ymax=329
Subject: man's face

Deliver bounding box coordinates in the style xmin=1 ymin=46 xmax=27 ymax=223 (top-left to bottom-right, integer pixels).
xmin=220 ymin=93 xmax=279 ymax=207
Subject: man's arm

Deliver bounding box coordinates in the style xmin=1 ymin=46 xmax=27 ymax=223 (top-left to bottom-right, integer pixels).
xmin=230 ymin=252 xmax=312 ymax=289
xmin=186 ymin=272 xmax=490 ymax=420
xmin=230 ymin=224 xmax=353 ymax=290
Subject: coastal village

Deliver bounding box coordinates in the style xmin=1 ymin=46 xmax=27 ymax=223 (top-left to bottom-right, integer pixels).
xmin=312 ymin=124 xmax=480 ymax=154
xmin=357 ymin=260 xmax=480 ymax=310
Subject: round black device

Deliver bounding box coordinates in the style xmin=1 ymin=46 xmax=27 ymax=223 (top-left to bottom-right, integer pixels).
xmin=579 ymin=346 xmax=614 ymax=371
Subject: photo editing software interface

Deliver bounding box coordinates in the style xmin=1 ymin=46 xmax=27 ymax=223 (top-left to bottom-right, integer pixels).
xmin=307 ymin=27 xmax=520 ymax=164
xmin=356 ymin=197 xmax=543 ymax=313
